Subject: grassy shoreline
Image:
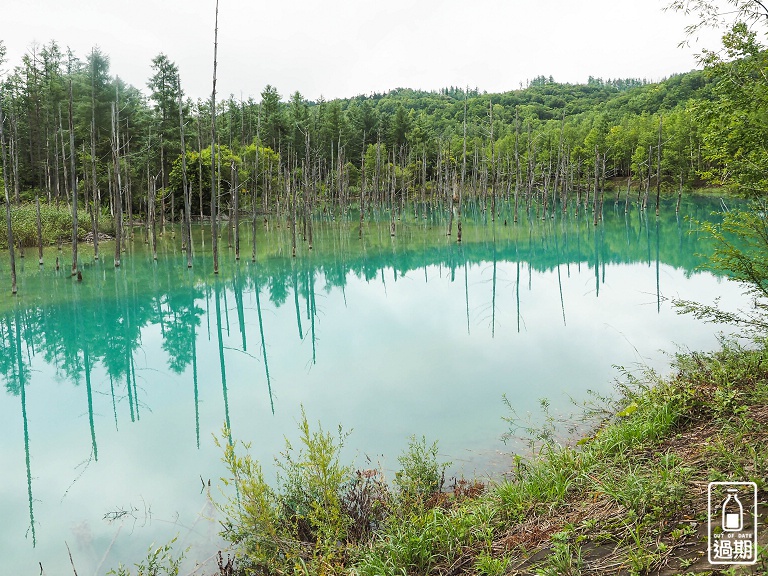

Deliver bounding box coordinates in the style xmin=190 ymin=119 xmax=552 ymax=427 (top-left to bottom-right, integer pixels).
xmin=195 ymin=339 xmax=765 ymax=576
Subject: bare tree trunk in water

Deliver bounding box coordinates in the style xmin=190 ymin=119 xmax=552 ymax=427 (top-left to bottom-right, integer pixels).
xmin=514 ymin=108 xmax=520 ymax=223
xmin=124 ymin=129 xmax=132 ymax=240
xmin=90 ymin=142 xmax=99 ymax=259
xmin=144 ymin=170 xmax=149 ymax=244
xmin=290 ymin=171 xmax=297 ymax=257
xmin=389 ymin=149 xmax=396 ymax=237
xmin=446 ymin=145 xmax=454 ymax=235
xmin=593 ymin=145 xmax=599 ymax=227
xmin=9 ymin=108 xmax=21 ymax=205
xmin=458 ymin=87 xmax=466 ymax=240
xmin=160 ymin=135 xmax=166 ymax=236
xmin=489 ymin=97 xmax=496 ymax=222
xmin=210 ymin=0 xmax=221 ymax=274
xmin=251 ymin=140 xmax=259 ymax=262
xmin=655 ymin=115 xmax=662 ymax=217
xmin=625 ymin=175 xmax=631 ymax=214
xmin=359 ymin=131 xmax=365 ymax=240
xmin=197 ymin=115 xmax=204 ymax=221
xmin=179 ymin=75 xmax=192 ymax=267
xmin=232 ymin=159 xmax=241 ymax=258
xmin=58 ymin=107 xmax=69 ymax=204
xmin=35 ymin=190 xmax=43 ymax=264
xmin=112 ymin=101 xmax=123 ymax=267
xmin=90 ymin=51 xmax=100 ymax=259
xmin=68 ymin=80 xmax=78 ymax=277
xmin=150 ymin=176 xmax=157 ymax=258
xmin=643 ymin=145 xmax=651 ymax=211
xmin=0 ymin=89 xmax=18 ymax=293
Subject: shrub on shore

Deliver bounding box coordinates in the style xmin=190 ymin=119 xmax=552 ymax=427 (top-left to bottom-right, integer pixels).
xmin=1 ymin=202 xmax=114 ymax=249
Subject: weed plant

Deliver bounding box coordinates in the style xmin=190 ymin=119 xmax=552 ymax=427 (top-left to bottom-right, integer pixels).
xmin=107 ymin=538 xmax=186 ymax=576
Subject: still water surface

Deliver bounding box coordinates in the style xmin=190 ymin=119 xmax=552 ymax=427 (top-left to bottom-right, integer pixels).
xmin=0 ymin=198 xmax=747 ymax=574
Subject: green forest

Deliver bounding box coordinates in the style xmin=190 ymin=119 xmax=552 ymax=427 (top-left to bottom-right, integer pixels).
xmin=0 ymin=19 xmax=763 ymax=240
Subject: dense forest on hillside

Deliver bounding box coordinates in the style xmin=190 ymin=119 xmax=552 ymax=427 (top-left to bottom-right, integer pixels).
xmin=0 ymin=39 xmax=724 ymax=221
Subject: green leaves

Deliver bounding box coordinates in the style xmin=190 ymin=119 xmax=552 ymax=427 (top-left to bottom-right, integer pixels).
xmin=617 ymin=402 xmax=639 ymax=417
xmin=1 ymin=202 xmax=112 ymax=249
xmin=394 ymin=435 xmax=450 ymax=507
xmin=674 ymin=201 xmax=768 ymax=334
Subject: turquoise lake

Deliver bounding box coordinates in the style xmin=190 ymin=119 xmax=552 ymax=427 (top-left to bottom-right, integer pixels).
xmin=0 ymin=197 xmax=749 ymax=574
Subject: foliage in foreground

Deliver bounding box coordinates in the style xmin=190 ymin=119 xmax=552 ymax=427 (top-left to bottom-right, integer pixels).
xmin=216 ymin=340 xmax=768 ymax=575
xmin=0 ymin=202 xmax=114 ymax=249
xmin=675 ymin=200 xmax=768 ymax=334
xmin=107 ymin=538 xmax=186 ymax=576
xmin=216 ymin=408 xmax=456 ymax=575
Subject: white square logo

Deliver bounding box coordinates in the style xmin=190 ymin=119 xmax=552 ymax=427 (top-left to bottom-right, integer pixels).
xmin=708 ymin=482 xmax=758 ymax=565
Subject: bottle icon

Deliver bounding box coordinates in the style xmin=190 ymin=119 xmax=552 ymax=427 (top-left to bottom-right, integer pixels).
xmin=722 ymin=489 xmax=743 ymax=531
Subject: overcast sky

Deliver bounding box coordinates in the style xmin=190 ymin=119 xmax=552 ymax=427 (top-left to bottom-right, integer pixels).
xmin=2 ymin=0 xmax=723 ymax=103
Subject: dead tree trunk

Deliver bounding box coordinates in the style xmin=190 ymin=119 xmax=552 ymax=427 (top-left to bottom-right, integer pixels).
xmin=179 ymin=75 xmax=192 ymax=268
xmin=0 ymin=89 xmax=18 ymax=294
xmin=290 ymin=169 xmax=297 ymax=257
xmin=35 ymin=190 xmax=43 ymax=265
xmin=210 ymin=0 xmax=221 ymax=274
xmin=150 ymin=174 xmax=158 ymax=260
xmin=123 ymin=127 xmax=132 ymax=239
xmin=359 ymin=131 xmax=365 ymax=239
xmin=68 ymin=81 xmax=78 ymax=277
xmin=9 ymin=107 xmax=20 ymax=206
xmin=90 ymin=51 xmax=100 ymax=259
xmin=514 ymin=108 xmax=520 ymax=223
xmin=58 ymin=106 xmax=69 ymax=205
xmin=233 ymin=160 xmax=240 ymax=259
xmin=251 ymin=138 xmax=259 ymax=262
xmin=593 ymin=145 xmax=599 ymax=227
xmin=112 ymin=101 xmax=123 ymax=268
xmin=489 ymin=98 xmax=496 ymax=222
xmin=197 ymin=115 xmax=204 ymax=221
xmin=160 ymin=135 xmax=166 ymax=236
xmin=655 ymin=115 xmax=662 ymax=217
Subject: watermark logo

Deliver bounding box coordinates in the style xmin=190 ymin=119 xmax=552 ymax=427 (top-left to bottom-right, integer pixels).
xmin=708 ymin=481 xmax=758 ymax=565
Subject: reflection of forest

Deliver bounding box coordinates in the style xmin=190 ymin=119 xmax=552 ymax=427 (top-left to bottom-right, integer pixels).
xmin=0 ymin=199 xmax=721 ymax=400
xmin=0 ymin=198 xmax=727 ymax=545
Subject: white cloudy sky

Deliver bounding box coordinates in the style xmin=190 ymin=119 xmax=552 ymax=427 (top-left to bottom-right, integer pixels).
xmin=2 ymin=0 xmax=724 ymax=103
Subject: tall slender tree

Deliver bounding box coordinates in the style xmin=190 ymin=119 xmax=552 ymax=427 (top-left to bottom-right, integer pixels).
xmin=68 ymin=80 xmax=78 ymax=277
xmin=211 ymin=0 xmax=221 ymax=274
xmin=148 ymin=54 xmax=181 ymax=234
xmin=178 ymin=75 xmax=192 ymax=268
xmin=1 ymin=86 xmax=18 ymax=294
xmin=90 ymin=49 xmax=100 ymax=260
xmin=111 ymin=97 xmax=122 ymax=267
